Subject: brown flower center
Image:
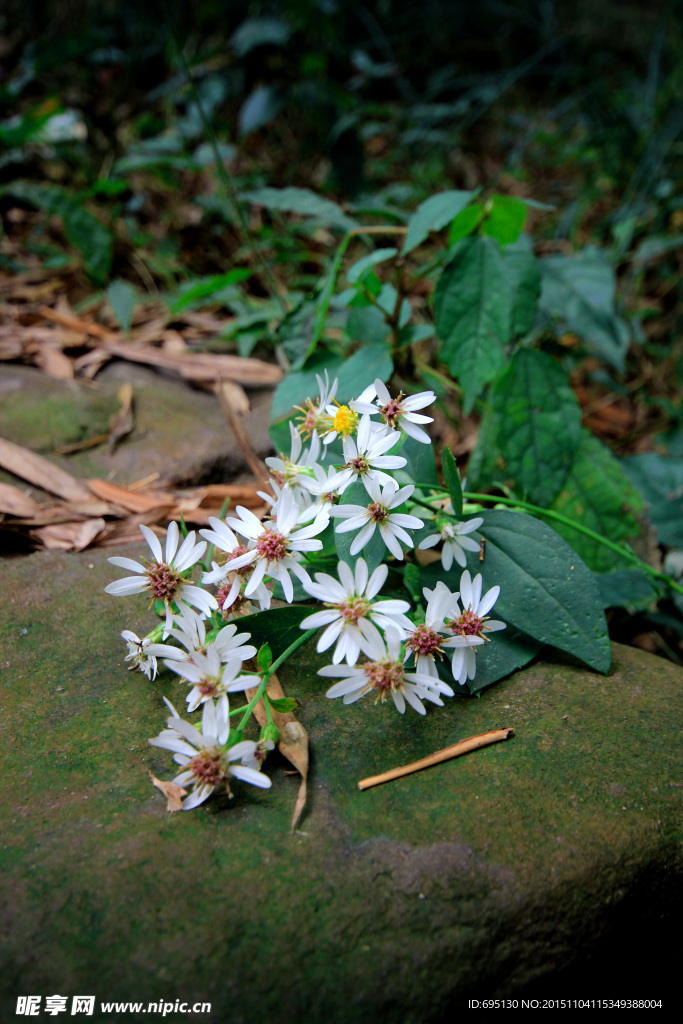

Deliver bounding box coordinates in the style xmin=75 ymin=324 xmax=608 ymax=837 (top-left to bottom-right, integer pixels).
xmin=349 ymin=455 xmax=370 ymax=475
xmin=380 ymin=396 xmax=404 ymax=428
xmin=448 ymin=608 xmax=484 ymax=637
xmin=367 ymin=501 xmax=389 ymax=523
xmin=406 ymin=623 xmax=443 ymax=657
xmin=362 ymin=658 xmax=405 ymax=700
xmin=146 ymin=562 xmax=181 ymax=602
xmin=187 ymin=748 xmax=226 ymax=788
xmin=337 ymin=596 xmax=371 ymax=625
xmin=256 ymin=529 xmax=289 ymax=563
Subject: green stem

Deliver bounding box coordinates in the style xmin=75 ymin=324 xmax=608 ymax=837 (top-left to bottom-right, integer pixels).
xmin=236 ymin=628 xmax=318 ymax=732
xmin=413 ymin=484 xmax=683 ymax=596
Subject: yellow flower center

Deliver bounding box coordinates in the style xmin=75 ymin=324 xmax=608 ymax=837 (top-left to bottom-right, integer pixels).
xmin=333 ymin=405 xmax=358 ymax=437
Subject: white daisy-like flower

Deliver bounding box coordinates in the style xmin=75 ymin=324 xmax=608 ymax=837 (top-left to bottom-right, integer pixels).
xmin=160 ymin=603 xmax=258 ymax=667
xmin=165 ymin=643 xmax=261 ymax=715
xmin=320 ymin=630 xmax=453 ymax=715
xmin=324 ymin=414 xmax=406 ymax=495
xmin=149 ymin=699 xmax=271 ymax=810
xmin=332 ymin=478 xmax=423 ymax=561
xmin=403 ymin=582 xmax=484 ymax=679
xmin=265 ymin=422 xmax=322 ymax=501
xmin=120 ymin=629 xmax=183 ymax=680
xmin=225 ymin=488 xmax=329 ymax=602
xmin=444 ymin=570 xmax=506 ymax=684
xmin=418 ymin=516 xmax=483 ymax=570
xmin=320 ymin=399 xmax=360 ymax=446
xmin=200 ymin=518 xmax=272 ymax=615
xmin=353 ymin=378 xmax=435 ymax=444
xmin=296 ymin=463 xmax=344 ymax=522
xmin=105 ymin=522 xmax=216 ymax=632
xmin=293 ymin=370 xmax=338 ymax=440
xmin=299 ymin=558 xmax=414 ymax=665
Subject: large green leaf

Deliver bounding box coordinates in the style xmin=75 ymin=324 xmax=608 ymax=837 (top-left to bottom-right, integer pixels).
xmin=402 ymin=189 xmax=477 ymax=255
xmin=545 ymin=431 xmax=646 ymax=572
xmin=486 ymin=350 xmax=581 ymax=506
xmin=235 ymin=606 xmax=314 ymax=661
xmin=434 ymin=236 xmax=513 ymax=413
xmin=465 ymin=623 xmax=542 ymax=693
xmin=334 ymin=482 xmax=385 ymax=575
xmin=538 ymin=248 xmax=631 ymax=372
xmin=240 ymin=186 xmax=358 ymax=232
xmin=502 ymin=234 xmax=541 ymax=337
xmin=422 ymin=510 xmax=610 ymax=672
xmin=620 ymin=453 xmax=683 ymax=547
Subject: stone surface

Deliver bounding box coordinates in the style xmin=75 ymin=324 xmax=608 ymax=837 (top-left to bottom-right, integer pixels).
xmin=0 ymin=363 xmax=274 ymax=490
xmin=1 ymin=546 xmax=681 ymax=1021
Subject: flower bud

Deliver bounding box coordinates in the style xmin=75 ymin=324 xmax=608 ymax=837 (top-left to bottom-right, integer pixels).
xmin=259 ymin=723 xmax=280 ymax=747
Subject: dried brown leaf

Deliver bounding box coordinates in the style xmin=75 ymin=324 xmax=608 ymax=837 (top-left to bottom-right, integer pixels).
xmin=0 ymin=436 xmax=94 ymax=502
xmin=86 ymin=478 xmax=172 ymax=513
xmin=32 ymin=517 xmax=106 ymax=551
xmin=0 ymin=483 xmax=40 ymax=517
xmin=149 ymin=771 xmax=187 ymax=812
xmin=245 ymin=672 xmax=309 ymax=833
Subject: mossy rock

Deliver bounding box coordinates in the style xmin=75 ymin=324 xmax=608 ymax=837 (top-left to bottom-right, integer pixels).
xmin=0 ymin=546 xmax=681 ymax=1021
xmin=0 ymin=363 xmax=273 ymax=490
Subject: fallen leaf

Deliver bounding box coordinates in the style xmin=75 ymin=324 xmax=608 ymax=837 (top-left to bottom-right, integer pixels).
xmin=33 ymin=345 xmax=75 ymax=380
xmin=149 ymin=771 xmax=187 ymax=812
xmin=0 ymin=483 xmax=40 ymax=517
xmin=0 ymin=436 xmax=95 ymax=502
xmin=86 ymin=478 xmax=172 ymax=513
xmin=33 ymin=517 xmax=106 ymax=551
xmin=245 ymin=671 xmax=309 ymax=833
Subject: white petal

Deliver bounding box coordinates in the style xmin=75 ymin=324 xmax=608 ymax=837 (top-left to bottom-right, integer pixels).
xmin=140 ymin=524 xmax=163 ymax=563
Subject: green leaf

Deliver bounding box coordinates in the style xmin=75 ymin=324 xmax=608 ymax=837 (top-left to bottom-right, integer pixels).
xmin=257 ymin=642 xmax=273 ymax=672
xmin=236 ymin=606 xmax=314 ymax=661
xmin=0 ymin=182 xmax=113 ymax=284
xmin=402 ymin=562 xmax=423 ymax=605
xmin=502 ymin=234 xmax=541 ymax=337
xmin=400 ymin=433 xmax=438 ymax=488
xmin=402 ymin=190 xmax=477 ymax=255
xmin=268 ymin=696 xmax=298 ymax=713
xmin=434 ymin=236 xmax=513 ymax=413
xmin=480 ymin=195 xmax=527 ymax=248
xmin=538 ymin=248 xmax=631 ymax=372
xmin=346 ymin=306 xmax=389 ymax=345
xmin=169 ymin=270 xmax=252 ymax=314
xmin=238 ymin=85 xmax=283 ymax=138
xmin=107 ymin=279 xmax=136 ymax=333
xmin=240 ymin=186 xmax=358 ymax=232
xmin=62 ymin=202 xmax=113 ymax=285
xmin=448 ymin=203 xmax=485 ymax=245
xmin=346 ymin=247 xmax=397 ymax=284
xmin=421 ymin=509 xmax=610 ymax=673
xmin=594 ymin=568 xmax=656 ymax=610
xmin=620 ymin=453 xmax=683 ymax=547
xmin=486 ymin=350 xmax=582 ymax=506
xmin=334 ymin=481 xmax=385 ymax=575
xmin=465 ymin=623 xmax=542 ymax=693
xmin=545 ymin=432 xmax=646 ymax=572
xmin=442 ymin=448 xmax=463 ymax=516
xmin=269 ymin=344 xmax=393 ymax=427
